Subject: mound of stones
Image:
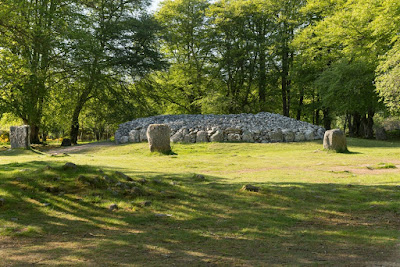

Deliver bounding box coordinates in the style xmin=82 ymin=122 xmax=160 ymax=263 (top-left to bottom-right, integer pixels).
xmin=115 ymin=112 xmax=325 ymax=144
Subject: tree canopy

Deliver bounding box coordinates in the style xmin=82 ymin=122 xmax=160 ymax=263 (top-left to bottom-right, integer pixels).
xmin=0 ymin=0 xmax=399 ymax=142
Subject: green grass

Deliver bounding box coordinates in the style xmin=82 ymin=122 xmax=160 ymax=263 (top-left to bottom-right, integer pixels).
xmin=0 ymin=138 xmax=399 ymax=266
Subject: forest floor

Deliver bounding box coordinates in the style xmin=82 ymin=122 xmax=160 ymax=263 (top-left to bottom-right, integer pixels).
xmin=0 ymin=139 xmax=400 ymax=266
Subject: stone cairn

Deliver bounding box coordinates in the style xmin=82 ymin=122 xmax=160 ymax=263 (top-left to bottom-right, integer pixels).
xmin=115 ymin=112 xmax=325 ymax=144
xmin=10 ymin=125 xmax=31 ymax=149
xmin=146 ymin=124 xmax=172 ymax=153
xmin=323 ymin=129 xmax=347 ymax=152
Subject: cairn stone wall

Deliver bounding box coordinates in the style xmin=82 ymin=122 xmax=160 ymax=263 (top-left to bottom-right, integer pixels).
xmin=115 ymin=112 xmax=325 ymax=144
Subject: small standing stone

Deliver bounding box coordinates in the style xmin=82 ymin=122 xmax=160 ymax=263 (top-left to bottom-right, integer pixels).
xmin=323 ymin=129 xmax=348 ymax=153
xmin=10 ymin=125 xmax=30 ymax=149
xmin=0 ymin=198 xmax=5 ymax=206
xmin=147 ymin=124 xmax=171 ymax=153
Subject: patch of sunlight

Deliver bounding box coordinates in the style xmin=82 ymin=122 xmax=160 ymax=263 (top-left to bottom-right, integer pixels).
xmin=144 ymin=244 xmax=173 ymax=254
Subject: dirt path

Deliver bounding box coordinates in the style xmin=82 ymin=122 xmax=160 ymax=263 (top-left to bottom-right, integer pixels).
xmin=46 ymin=141 xmax=117 ymax=155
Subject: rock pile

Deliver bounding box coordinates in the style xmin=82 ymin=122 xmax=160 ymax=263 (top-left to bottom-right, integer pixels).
xmin=115 ymin=112 xmax=325 ymax=144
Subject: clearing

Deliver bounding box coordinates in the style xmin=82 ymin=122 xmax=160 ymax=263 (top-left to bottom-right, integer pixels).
xmin=0 ymin=139 xmax=399 ymax=266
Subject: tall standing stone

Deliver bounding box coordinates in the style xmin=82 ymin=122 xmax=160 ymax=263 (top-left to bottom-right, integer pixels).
xmin=146 ymin=124 xmax=171 ymax=153
xmin=10 ymin=125 xmax=31 ymax=149
xmin=323 ymin=129 xmax=347 ymax=152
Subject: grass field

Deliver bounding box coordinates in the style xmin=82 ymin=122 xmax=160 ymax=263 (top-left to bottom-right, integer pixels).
xmin=0 ymin=139 xmax=399 ymax=266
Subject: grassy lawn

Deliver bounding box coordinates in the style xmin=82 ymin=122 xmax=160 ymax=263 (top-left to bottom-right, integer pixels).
xmin=0 ymin=139 xmax=399 ymax=266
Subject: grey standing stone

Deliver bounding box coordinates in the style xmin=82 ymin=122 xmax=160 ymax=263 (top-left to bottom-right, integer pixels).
xmin=210 ymin=131 xmax=224 ymax=142
xmin=147 ymin=124 xmax=171 ymax=153
xmin=196 ymin=131 xmax=209 ymax=143
xmin=323 ymin=129 xmax=347 ymax=153
xmin=10 ymin=125 xmax=30 ymax=149
xmin=129 ymin=130 xmax=141 ymax=143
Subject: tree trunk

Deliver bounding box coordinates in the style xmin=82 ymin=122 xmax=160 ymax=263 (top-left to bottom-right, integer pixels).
xmin=30 ymin=124 xmax=41 ymax=144
xmin=296 ymin=87 xmax=304 ymax=120
xmin=323 ymin=108 xmax=331 ymax=130
xmin=366 ymin=109 xmax=375 ymax=139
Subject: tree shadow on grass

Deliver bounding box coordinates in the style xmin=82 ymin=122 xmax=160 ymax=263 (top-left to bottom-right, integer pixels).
xmin=0 ymin=161 xmax=399 ymax=266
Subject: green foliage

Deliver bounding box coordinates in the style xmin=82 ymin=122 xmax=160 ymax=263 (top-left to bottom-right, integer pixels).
xmin=376 ymin=41 xmax=400 ymax=114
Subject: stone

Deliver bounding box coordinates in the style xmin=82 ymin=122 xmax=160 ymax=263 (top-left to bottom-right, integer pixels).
xmin=140 ymin=128 xmax=148 ymax=142
xmin=61 ymin=138 xmax=72 ymax=147
xmin=225 ymin=127 xmax=242 ymax=134
xmin=241 ymin=184 xmax=260 ymax=192
xmin=115 ymin=171 xmax=133 ymax=181
xmin=282 ymin=130 xmax=295 ymax=142
xmin=128 ymin=130 xmax=141 ymax=143
xmin=0 ymin=198 xmax=4 ymax=206
xmin=115 ymin=112 xmax=326 ymax=144
xmin=375 ymin=127 xmax=387 ymax=140
xmin=196 ymin=131 xmax=209 ymax=143
xmin=323 ymin=129 xmax=347 ymax=153
xmin=147 ymin=124 xmax=171 ymax=153
xmin=120 ymin=136 xmax=129 ymax=144
xmin=294 ymin=132 xmax=306 ymax=142
xmin=63 ymin=162 xmax=77 ymax=170
xmin=269 ymin=130 xmax=283 ymax=142
xmin=227 ymin=133 xmax=241 ymax=142
xmin=304 ymin=130 xmax=315 ymax=141
xmin=193 ymin=174 xmax=206 ymax=181
xmin=109 ymin=204 xmax=118 ymax=211
xmin=242 ymin=131 xmax=254 ymax=142
xmin=140 ymin=201 xmax=152 ymax=207
xmin=210 ymin=131 xmax=224 ymax=142
xmin=182 ymin=134 xmax=192 ymax=143
xmin=170 ymin=131 xmax=183 ymax=143
xmin=10 ymin=125 xmax=30 ymax=149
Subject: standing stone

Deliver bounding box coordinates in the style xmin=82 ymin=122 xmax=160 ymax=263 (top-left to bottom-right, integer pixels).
xmin=10 ymin=125 xmax=30 ymax=149
xmin=129 ymin=130 xmax=140 ymax=143
xmin=210 ymin=131 xmax=224 ymax=142
xmin=147 ymin=124 xmax=171 ymax=153
xmin=196 ymin=131 xmax=209 ymax=143
xmin=323 ymin=129 xmax=347 ymax=152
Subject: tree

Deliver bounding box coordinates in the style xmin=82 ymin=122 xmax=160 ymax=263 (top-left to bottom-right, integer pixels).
xmin=0 ymin=0 xmax=71 ymax=143
xmin=65 ymin=0 xmax=164 ymax=144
